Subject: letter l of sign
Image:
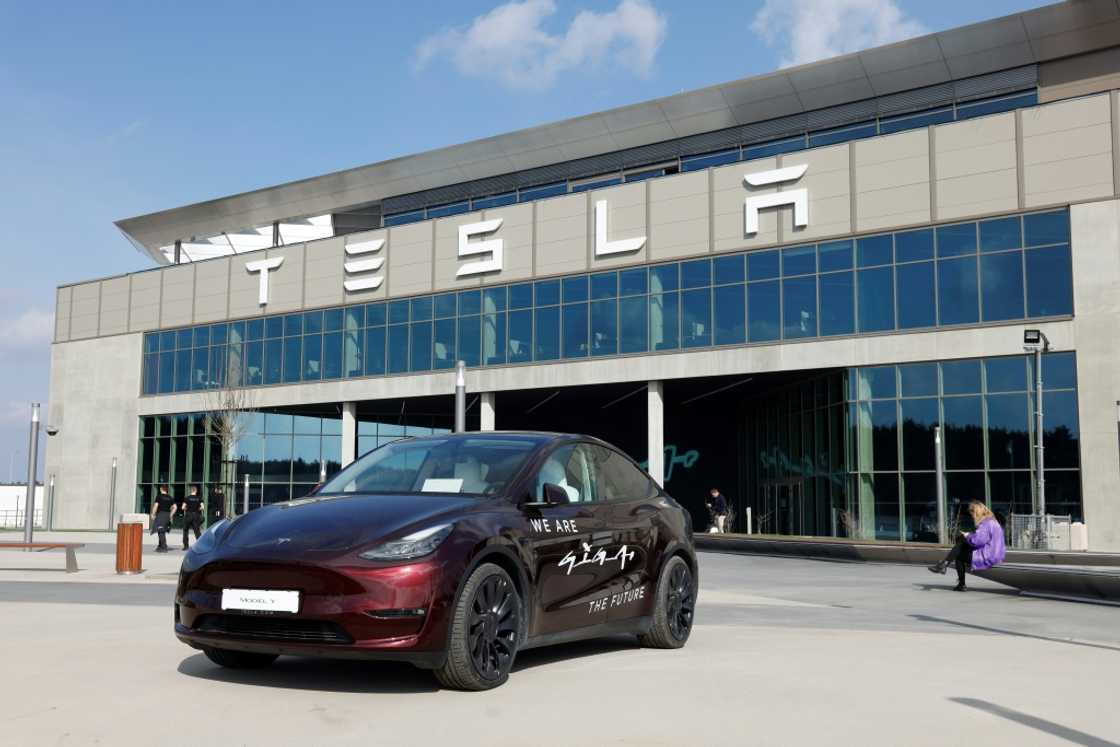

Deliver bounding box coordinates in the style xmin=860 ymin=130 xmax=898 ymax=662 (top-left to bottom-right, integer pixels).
xmin=595 ymin=200 xmax=645 ymax=257
xmin=245 ymin=257 xmax=284 ymax=305
xmin=456 ymin=219 xmax=503 ymax=277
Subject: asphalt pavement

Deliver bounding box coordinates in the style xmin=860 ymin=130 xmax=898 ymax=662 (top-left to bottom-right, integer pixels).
xmin=1 ymin=540 xmax=1118 ymax=746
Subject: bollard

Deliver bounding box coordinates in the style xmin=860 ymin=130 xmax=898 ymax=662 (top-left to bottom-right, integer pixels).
xmin=115 ymin=513 xmax=146 ymax=574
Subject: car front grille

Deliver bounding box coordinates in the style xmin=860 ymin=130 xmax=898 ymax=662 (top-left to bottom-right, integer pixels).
xmin=195 ymin=614 xmax=353 ymax=645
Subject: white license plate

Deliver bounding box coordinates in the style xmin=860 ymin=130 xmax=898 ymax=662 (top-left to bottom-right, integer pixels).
xmin=221 ymin=588 xmax=300 ymax=613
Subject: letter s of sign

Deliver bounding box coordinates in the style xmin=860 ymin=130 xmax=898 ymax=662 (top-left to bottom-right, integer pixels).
xmin=456 ymin=219 xmax=503 ymax=278
xmin=245 ymin=257 xmax=284 ymax=306
xmin=343 ymin=238 xmax=385 ymax=292
xmin=595 ymin=200 xmax=646 ymax=257
xmin=743 ymin=164 xmax=809 ymax=235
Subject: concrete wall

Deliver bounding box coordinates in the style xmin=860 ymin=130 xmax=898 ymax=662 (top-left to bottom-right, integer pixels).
xmin=53 ymin=93 xmax=1120 ymax=341
xmin=44 ymin=334 xmax=143 ymax=530
xmin=1069 ymin=199 xmax=1120 ymax=551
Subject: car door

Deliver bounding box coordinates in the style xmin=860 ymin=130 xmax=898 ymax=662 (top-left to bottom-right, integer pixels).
xmin=586 ymin=444 xmax=662 ymax=624
xmin=524 ymin=443 xmax=615 ymax=636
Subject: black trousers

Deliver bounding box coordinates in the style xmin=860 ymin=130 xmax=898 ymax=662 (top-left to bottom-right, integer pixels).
xmin=154 ymin=511 xmax=170 ymax=550
xmin=943 ymin=536 xmax=974 ymax=585
xmin=182 ymin=512 xmax=203 ymax=548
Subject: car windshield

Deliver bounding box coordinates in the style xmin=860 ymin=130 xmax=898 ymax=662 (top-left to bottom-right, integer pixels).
xmin=319 ymin=436 xmax=541 ymax=497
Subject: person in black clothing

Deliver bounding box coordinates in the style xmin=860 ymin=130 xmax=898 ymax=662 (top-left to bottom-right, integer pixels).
xmin=209 ymin=485 xmax=226 ymax=526
xmin=181 ymin=485 xmax=204 ymax=550
xmin=149 ymin=485 xmax=178 ymax=553
xmin=706 ymin=488 xmax=728 ymax=533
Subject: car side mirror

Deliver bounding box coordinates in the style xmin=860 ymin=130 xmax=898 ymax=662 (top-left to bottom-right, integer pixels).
xmin=522 ymin=483 xmax=571 ymax=509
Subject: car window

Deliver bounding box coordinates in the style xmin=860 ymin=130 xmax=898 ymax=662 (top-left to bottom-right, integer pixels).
xmin=588 ymin=445 xmax=656 ymax=502
xmin=535 ymin=444 xmax=596 ymax=503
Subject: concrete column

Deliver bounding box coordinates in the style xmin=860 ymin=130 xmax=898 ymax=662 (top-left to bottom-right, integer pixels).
xmin=480 ymin=392 xmax=496 ymax=432
xmin=647 ymin=381 xmax=664 ymax=486
xmin=341 ymin=402 xmax=357 ymax=467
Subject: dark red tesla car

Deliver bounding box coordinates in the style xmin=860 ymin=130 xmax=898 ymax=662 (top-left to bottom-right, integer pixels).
xmin=175 ymin=432 xmax=696 ymax=690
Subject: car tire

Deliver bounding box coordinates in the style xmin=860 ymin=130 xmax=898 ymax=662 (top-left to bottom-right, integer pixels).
xmin=202 ymin=647 xmax=279 ymax=669
xmin=638 ymin=555 xmax=695 ymax=649
xmin=434 ymin=562 xmax=522 ymax=691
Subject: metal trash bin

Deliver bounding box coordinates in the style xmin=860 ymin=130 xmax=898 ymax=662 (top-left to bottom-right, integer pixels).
xmin=116 ymin=513 xmax=148 ymax=574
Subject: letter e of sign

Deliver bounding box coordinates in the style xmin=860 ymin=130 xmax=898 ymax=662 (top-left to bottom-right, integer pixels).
xmin=743 ymin=164 xmax=809 ymax=235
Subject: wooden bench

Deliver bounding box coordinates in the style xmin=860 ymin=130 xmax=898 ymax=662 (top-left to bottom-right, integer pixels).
xmin=0 ymin=542 xmax=84 ymax=573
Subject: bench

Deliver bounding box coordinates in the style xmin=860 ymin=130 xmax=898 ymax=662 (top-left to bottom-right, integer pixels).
xmin=976 ymin=563 xmax=1120 ymax=605
xmin=0 ymin=542 xmax=85 ymax=573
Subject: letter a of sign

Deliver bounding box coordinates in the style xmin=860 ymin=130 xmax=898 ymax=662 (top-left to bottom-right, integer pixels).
xmin=245 ymin=257 xmax=284 ymax=305
xmin=743 ymin=164 xmax=809 ymax=235
xmin=595 ymin=200 xmax=645 ymax=257
xmin=343 ymin=238 xmax=385 ymax=292
xmin=456 ymin=219 xmax=503 ymax=277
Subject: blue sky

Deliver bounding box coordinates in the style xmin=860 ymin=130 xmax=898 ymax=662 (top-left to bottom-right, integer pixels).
xmin=0 ymin=0 xmax=1047 ymax=479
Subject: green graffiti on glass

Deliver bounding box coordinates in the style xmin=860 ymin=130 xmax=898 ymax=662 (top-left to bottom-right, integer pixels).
xmin=640 ymin=444 xmax=700 ymax=482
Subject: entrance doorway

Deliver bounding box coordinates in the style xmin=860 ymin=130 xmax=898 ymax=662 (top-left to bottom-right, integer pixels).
xmin=760 ymin=479 xmax=805 ymax=536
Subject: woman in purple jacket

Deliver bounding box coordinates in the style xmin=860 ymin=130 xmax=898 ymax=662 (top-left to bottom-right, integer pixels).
xmin=928 ymin=501 xmax=1006 ymax=591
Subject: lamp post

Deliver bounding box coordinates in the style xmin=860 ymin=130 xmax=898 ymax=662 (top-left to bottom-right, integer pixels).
xmin=1023 ymin=329 xmax=1049 ymax=519
xmin=23 ymin=404 xmax=41 ymax=543
xmin=454 ymin=360 xmax=466 ymax=433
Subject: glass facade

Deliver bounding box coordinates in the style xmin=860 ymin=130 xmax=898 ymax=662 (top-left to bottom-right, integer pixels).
xmin=744 ymin=352 xmax=1081 ymax=542
xmin=142 ymin=209 xmax=1072 ymax=396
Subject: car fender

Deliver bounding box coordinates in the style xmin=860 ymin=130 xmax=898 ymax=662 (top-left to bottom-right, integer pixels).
xmin=445 ymin=534 xmax=533 ymax=648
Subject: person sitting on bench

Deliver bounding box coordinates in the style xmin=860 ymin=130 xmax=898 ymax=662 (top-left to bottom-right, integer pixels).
xmin=928 ymin=500 xmax=1006 ymax=591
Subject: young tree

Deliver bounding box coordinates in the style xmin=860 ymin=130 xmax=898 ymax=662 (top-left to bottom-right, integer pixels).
xmin=200 ymin=356 xmax=256 ymax=516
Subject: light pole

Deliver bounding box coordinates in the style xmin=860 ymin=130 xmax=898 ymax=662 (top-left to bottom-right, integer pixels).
xmin=454 ymin=360 xmax=466 ymax=433
xmin=23 ymin=404 xmax=41 ymax=543
xmin=1023 ymin=329 xmax=1049 ymax=520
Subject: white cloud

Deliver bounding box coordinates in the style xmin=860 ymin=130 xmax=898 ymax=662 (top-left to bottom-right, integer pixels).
xmin=0 ymin=308 xmax=54 ymax=350
xmin=414 ymin=0 xmax=667 ymax=91
xmin=752 ymin=0 xmax=927 ymax=69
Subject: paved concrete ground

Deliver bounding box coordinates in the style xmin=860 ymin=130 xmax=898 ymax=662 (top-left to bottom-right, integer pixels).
xmin=2 ymin=537 xmax=1118 ymax=746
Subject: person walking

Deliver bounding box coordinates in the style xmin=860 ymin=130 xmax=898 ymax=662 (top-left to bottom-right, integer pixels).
xmin=209 ymin=485 xmax=226 ymax=526
xmin=706 ymin=488 xmax=729 ymax=533
xmin=181 ymin=485 xmax=204 ymax=550
xmin=149 ymin=485 xmax=177 ymax=553
xmin=928 ymin=500 xmax=1006 ymax=591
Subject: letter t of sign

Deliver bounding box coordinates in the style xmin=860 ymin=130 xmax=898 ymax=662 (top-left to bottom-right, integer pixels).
xmin=743 ymin=164 xmax=809 ymax=235
xmin=245 ymin=257 xmax=284 ymax=306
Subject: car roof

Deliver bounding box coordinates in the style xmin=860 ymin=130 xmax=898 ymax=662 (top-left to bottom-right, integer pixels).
xmin=392 ymin=431 xmax=604 ymax=446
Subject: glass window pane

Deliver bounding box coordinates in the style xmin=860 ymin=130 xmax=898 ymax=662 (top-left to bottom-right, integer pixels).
xmin=713 ymin=255 xmax=745 ymax=285
xmin=1044 ymin=470 xmax=1081 ymax=521
xmin=744 ymin=135 xmax=805 ymax=160
xmin=177 ymin=328 xmax=193 ymax=349
xmin=303 ymin=310 xmax=323 ymax=334
xmin=244 ymin=341 xmax=263 ymax=386
xmin=943 ymin=395 xmax=984 ymax=469
xmin=282 ymin=337 xmax=301 ymax=383
xmin=364 ymin=327 xmax=386 ymax=375
xmin=508 ymin=310 xmax=532 ymax=363
xmin=590 ymin=272 xmax=617 ymax=300
xmin=265 ymin=317 xmax=283 ymax=339
xmin=410 ymin=323 xmax=433 ymax=371
xmin=193 ymin=326 xmax=210 ymax=348
xmin=142 ymin=354 xmax=158 ymax=395
xmin=291 ymin=435 xmax=322 ymax=483
xmin=458 ymin=316 xmax=481 ymax=366
xmin=937 ymin=257 xmax=979 ymax=325
xmin=980 ymin=216 xmax=1022 ymax=252
xmin=986 ymin=357 xmax=1027 ymax=393
xmin=1037 ymin=351 xmax=1077 ymax=390
xmin=1026 ymin=245 xmax=1073 ymax=317
xmin=880 ymin=107 xmax=953 ymax=135
xmin=434 ymin=293 xmax=458 ymax=318
xmin=365 ymin=303 xmax=386 ymax=326
xmin=388 ymin=300 xmax=409 ymax=325
xmin=483 ymin=287 xmax=506 ymax=313
xmin=534 ymin=280 xmax=560 ymax=307
xmin=903 ymin=473 xmax=939 ymax=542
xmin=713 ymin=284 xmax=746 ymax=345
xmin=343 ymin=329 xmax=363 ymax=378
xmin=1043 ymin=390 xmax=1080 ymax=468
xmin=782 ymin=276 xmax=816 ymax=339
xmin=388 ymin=325 xmax=409 ymax=373
xmin=941 ymin=359 xmax=981 ymax=394
xmin=809 ymin=121 xmax=876 ymax=147
xmin=863 ymin=473 xmax=900 ymax=541
xmin=936 ymin=223 xmax=977 ymax=257
xmin=747 ymin=249 xmax=779 ymax=281
xmin=987 ymin=471 xmax=1034 ymax=520
xmin=986 ymin=393 xmax=1031 ymax=469
xmin=411 ymin=297 xmax=433 ymax=322
xmin=344 ymin=305 xmax=364 ymax=330
xmin=857 ymin=266 xmax=894 ymax=333
xmin=681 ymin=289 xmax=711 ymax=348
xmin=590 ymin=299 xmax=618 ymax=356
xmin=508 ymin=284 xmax=532 ymax=310
xmin=819 ymin=240 xmax=853 ymax=272
xmin=859 ymin=400 xmax=898 ymax=471
xmin=619 ymin=267 xmax=648 ymax=296
xmin=894 ymin=262 xmax=936 ymax=330
xmin=519 ymin=182 xmax=566 ymax=202
xmin=483 ymin=313 xmax=505 ymax=365
xmin=747 ymin=280 xmax=780 ymax=342
xmin=857 ymin=366 xmax=896 ymax=399
xmin=900 ymin=363 xmax=938 ymax=397
xmin=896 ymin=229 xmax=934 ymax=263
xmin=263 ymin=434 xmax=292 ymax=482
xmin=980 ymin=251 xmax=1025 ymax=322
xmin=191 ymin=348 xmax=209 ymax=390
xmin=650 ymin=264 xmax=679 ymax=293
xmin=681 ymin=148 xmax=740 ymax=171
xmin=302 ymin=334 xmax=322 ymax=381
xmin=320 ymin=332 xmax=342 ymax=379
xmin=534 ymin=306 xmax=560 ymax=360
xmin=1023 ymin=210 xmax=1069 ymax=247
xmin=857 ymin=235 xmax=891 ymax=267
xmin=563 ymin=276 xmax=589 ymax=303
xmin=782 ymin=245 xmax=815 ymax=276
xmin=433 ymin=318 xmax=457 ymax=369
xmin=562 ymin=303 xmax=589 ymax=358
xmin=819 ymin=272 xmax=854 ymax=336
xmin=144 ymin=333 xmax=159 ymax=354
xmin=681 ymin=259 xmax=711 ymax=289
xmin=650 ymin=292 xmax=680 ymax=350
xmin=901 ymin=398 xmax=938 ymax=470
xmin=619 ymin=296 xmax=648 ymax=353
xmin=159 ymin=330 xmax=176 ymax=351
xmin=284 ymin=314 xmax=303 ymax=336
xmin=956 ymin=91 xmax=1036 ymax=120
xmin=946 ymin=472 xmax=986 ymax=531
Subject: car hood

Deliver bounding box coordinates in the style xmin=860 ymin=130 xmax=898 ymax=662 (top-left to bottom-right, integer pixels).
xmin=218 ymin=493 xmax=476 ymax=556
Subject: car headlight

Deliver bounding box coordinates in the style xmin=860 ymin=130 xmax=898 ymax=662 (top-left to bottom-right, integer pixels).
xmin=359 ymin=524 xmax=453 ymax=562
xmin=189 ymin=518 xmax=230 ymax=556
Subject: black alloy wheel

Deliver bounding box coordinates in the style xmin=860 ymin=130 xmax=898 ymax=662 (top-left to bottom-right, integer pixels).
xmin=665 ymin=562 xmax=695 ymax=642
xmin=434 ymin=563 xmax=522 ymax=690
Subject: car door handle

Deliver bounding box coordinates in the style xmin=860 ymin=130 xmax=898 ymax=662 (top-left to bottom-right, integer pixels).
xmin=632 ymin=504 xmax=659 ymax=516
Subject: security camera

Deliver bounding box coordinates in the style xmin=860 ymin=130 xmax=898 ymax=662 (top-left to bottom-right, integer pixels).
xmin=46 ymin=426 xmax=60 ymax=436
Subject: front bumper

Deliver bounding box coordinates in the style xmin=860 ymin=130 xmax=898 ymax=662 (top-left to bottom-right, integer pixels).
xmin=175 ymin=557 xmax=454 ymax=668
